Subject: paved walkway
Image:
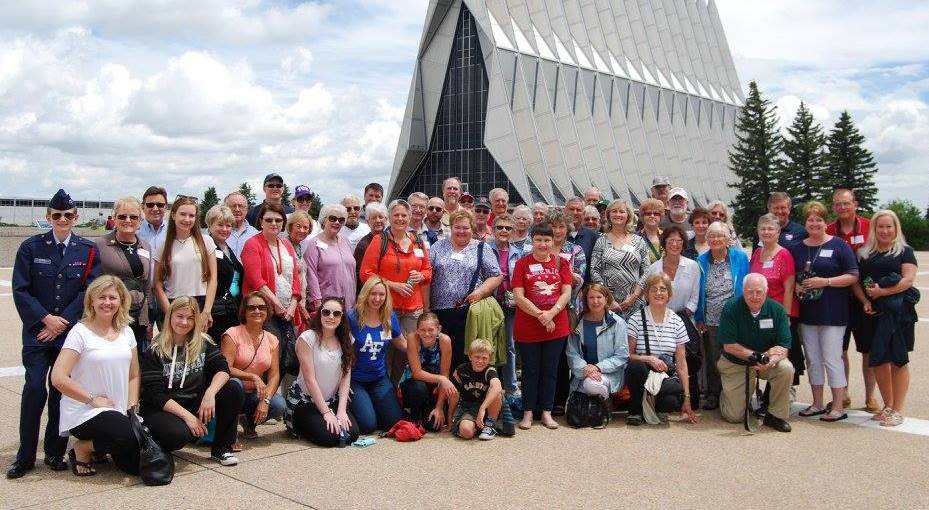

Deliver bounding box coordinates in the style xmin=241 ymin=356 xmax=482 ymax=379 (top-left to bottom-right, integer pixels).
xmin=1 ymin=259 xmax=928 ymax=509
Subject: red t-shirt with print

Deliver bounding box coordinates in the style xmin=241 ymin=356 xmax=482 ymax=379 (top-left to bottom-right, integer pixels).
xmin=512 ymin=254 xmax=573 ymax=342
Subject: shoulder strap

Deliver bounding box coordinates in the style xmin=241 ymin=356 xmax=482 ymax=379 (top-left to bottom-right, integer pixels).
xmin=376 ymin=230 xmax=390 ymax=273
xmin=467 ymin=241 xmax=485 ymax=295
xmin=641 ymin=307 xmax=651 ymax=356
xmin=80 ymin=245 xmax=96 ymax=286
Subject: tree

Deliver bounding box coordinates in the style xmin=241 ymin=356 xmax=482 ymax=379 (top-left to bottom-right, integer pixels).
xmin=198 ymin=186 xmax=219 ymax=227
xmin=884 ymin=200 xmax=929 ymax=250
xmin=825 ymin=111 xmax=879 ymax=213
xmin=238 ymin=182 xmax=257 ymax=207
xmin=782 ymin=101 xmax=828 ymax=211
xmin=728 ymin=80 xmax=786 ymax=237
xmin=282 ymin=183 xmax=292 ymax=208
xmin=307 ymin=192 xmax=323 ymax=221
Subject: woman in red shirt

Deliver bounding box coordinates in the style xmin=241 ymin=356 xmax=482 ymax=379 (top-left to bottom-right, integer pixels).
xmin=512 ymin=222 xmax=572 ymax=430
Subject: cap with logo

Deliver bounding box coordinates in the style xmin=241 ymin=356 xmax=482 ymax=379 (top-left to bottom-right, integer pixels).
xmin=294 ymin=185 xmax=312 ymax=199
xmin=474 ymin=197 xmax=491 ymax=211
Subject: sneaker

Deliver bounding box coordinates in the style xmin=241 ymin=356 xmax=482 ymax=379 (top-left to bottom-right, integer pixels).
xmin=212 ymin=451 xmax=239 ymax=466
xmin=478 ymin=425 xmax=497 ymax=440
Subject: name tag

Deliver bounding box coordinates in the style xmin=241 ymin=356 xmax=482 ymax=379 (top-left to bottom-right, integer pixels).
xmin=215 ymin=249 xmax=224 ymax=259
xmin=820 ymin=249 xmax=833 ymax=258
xmin=529 ymin=263 xmax=543 ymax=273
xmin=413 ymin=248 xmax=424 ymax=258
xmin=759 ymin=318 xmax=774 ymax=329
xmin=851 ymin=235 xmax=864 ymax=244
xmin=382 ymin=331 xmax=392 ymax=340
xmin=316 ymin=240 xmax=329 ymax=250
xmin=784 ymin=234 xmax=794 ymax=241
xmin=33 ymin=258 xmax=52 ymax=265
xmin=762 ymin=260 xmax=774 ymax=269
xmin=137 ymin=248 xmax=150 ymax=259
xmin=450 ymin=252 xmax=465 ymax=261
xmin=559 ymin=252 xmax=571 ymax=260
xmin=621 ymin=244 xmax=635 ymax=253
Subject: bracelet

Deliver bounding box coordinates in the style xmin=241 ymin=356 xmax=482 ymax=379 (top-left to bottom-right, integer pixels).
xmin=262 ymin=397 xmax=271 ymax=405
xmin=826 ymin=278 xmax=831 ymax=287
xmin=86 ymin=393 xmax=96 ymax=405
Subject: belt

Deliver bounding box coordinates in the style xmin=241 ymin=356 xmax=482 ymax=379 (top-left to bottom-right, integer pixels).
xmin=723 ymin=351 xmax=752 ymax=366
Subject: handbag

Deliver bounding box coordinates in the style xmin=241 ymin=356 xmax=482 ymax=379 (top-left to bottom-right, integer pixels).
xmin=566 ymin=391 xmax=610 ymax=428
xmin=641 ymin=307 xmax=676 ymax=378
xmin=129 ymin=411 xmax=175 ymax=486
xmin=279 ymin=325 xmax=300 ymax=376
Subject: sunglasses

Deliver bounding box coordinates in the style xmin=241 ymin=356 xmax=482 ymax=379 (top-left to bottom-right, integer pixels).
xmin=495 ymin=225 xmax=513 ymax=231
xmin=144 ymin=202 xmax=167 ymax=209
xmin=266 ymin=183 xmax=283 ymax=189
xmin=460 ymin=199 xmax=474 ymax=204
xmin=328 ymin=215 xmax=347 ymax=224
xmin=320 ymin=308 xmax=343 ymax=318
xmin=262 ymin=217 xmax=284 ymax=224
xmin=427 ymin=206 xmax=443 ymax=212
xmin=51 ymin=212 xmax=77 ymax=220
xmin=246 ymin=304 xmax=268 ymax=312
xmin=116 ymin=214 xmax=140 ymax=221
xmin=345 ymin=206 xmax=361 ymax=212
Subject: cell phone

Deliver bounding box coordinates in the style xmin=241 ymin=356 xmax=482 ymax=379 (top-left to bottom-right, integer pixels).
xmin=352 ymin=436 xmax=376 ymax=448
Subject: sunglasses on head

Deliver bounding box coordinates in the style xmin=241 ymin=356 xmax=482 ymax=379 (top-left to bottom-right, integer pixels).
xmin=320 ymin=308 xmax=343 ymax=318
xmin=246 ymin=304 xmax=268 ymax=312
xmin=116 ymin=214 xmax=140 ymax=221
xmin=266 ymin=183 xmax=283 ymax=189
xmin=144 ymin=202 xmax=167 ymax=209
xmin=51 ymin=212 xmax=76 ymax=221
xmin=328 ymin=215 xmax=347 ymax=224
xmin=176 ymin=194 xmax=198 ymax=202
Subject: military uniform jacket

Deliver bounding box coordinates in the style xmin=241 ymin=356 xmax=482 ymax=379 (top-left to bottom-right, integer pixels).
xmin=13 ymin=231 xmax=102 ymax=347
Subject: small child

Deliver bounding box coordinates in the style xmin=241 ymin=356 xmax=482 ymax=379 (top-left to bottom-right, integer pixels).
xmin=450 ymin=339 xmax=504 ymax=440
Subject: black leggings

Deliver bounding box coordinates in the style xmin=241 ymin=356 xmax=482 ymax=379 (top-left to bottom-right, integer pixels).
xmin=289 ymin=400 xmax=360 ymax=447
xmin=626 ymin=361 xmax=684 ymax=416
xmin=70 ymin=410 xmax=140 ymax=475
xmin=399 ymin=379 xmax=442 ymax=432
xmin=518 ymin=337 xmax=567 ymax=412
xmin=141 ymin=380 xmax=244 ymax=456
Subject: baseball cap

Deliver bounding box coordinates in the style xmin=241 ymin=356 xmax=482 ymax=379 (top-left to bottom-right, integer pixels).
xmin=460 ymin=192 xmax=474 ymax=203
xmin=669 ymin=187 xmax=688 ymax=201
xmin=294 ymin=185 xmax=311 ymax=199
xmin=651 ymin=176 xmax=670 ymax=188
xmin=595 ymin=199 xmax=610 ymax=211
xmin=263 ymin=173 xmax=284 ymax=184
xmin=474 ymin=197 xmax=491 ymax=211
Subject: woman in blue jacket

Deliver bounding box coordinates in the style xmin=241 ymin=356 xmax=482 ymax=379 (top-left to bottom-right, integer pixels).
xmin=566 ymin=284 xmax=629 ymax=422
xmin=695 ymin=221 xmax=749 ymax=410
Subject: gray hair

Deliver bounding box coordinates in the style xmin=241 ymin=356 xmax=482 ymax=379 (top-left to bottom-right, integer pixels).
xmin=407 ymin=192 xmax=428 ymax=203
xmin=489 ymin=188 xmax=508 ymax=200
xmin=387 ymin=199 xmax=410 ymax=213
xmin=583 ymin=205 xmax=600 ymax=218
xmin=318 ymin=203 xmax=347 ymax=224
xmin=545 ymin=207 xmax=576 ymax=235
xmin=743 ymin=273 xmax=769 ymax=293
xmin=364 ymin=202 xmax=388 ymax=220
xmin=512 ymin=204 xmax=532 ymax=219
xmin=757 ymin=213 xmax=780 ymax=230
xmin=565 ymin=196 xmax=585 ymax=207
xmin=532 ymin=202 xmax=549 ymax=213
xmin=341 ymin=194 xmax=361 ymax=206
xmin=706 ymin=221 xmax=731 ymax=239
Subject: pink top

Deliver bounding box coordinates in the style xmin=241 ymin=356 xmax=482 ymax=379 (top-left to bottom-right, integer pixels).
xmin=749 ymin=247 xmax=798 ymax=317
xmin=224 ymin=325 xmax=279 ymax=392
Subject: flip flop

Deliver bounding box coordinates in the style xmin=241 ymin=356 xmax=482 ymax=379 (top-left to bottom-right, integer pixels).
xmin=820 ymin=412 xmax=848 ymax=422
xmin=68 ymin=449 xmax=96 ymax=477
xmin=799 ymin=405 xmax=827 ymax=417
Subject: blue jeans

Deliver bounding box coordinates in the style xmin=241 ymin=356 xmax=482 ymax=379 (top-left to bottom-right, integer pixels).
xmin=503 ymin=310 xmax=518 ymax=393
xmin=349 ymin=376 xmax=402 ymax=434
xmin=231 ymin=379 xmax=286 ymax=423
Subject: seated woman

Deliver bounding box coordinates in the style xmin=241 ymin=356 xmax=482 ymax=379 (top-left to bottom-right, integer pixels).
xmin=140 ymin=296 xmax=244 ymax=466
xmin=398 ymin=313 xmax=458 ymax=431
xmin=566 ymin=283 xmax=629 ymax=428
xmin=51 ymin=275 xmax=140 ymax=476
xmin=347 ymin=277 xmax=406 ymax=434
xmin=285 ymin=297 xmax=360 ymax=447
xmin=625 ymin=273 xmax=698 ymax=425
xmin=220 ymin=292 xmax=286 ymax=445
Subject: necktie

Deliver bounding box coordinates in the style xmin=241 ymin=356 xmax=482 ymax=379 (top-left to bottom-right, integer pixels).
xmin=58 ymin=243 xmax=65 ymax=258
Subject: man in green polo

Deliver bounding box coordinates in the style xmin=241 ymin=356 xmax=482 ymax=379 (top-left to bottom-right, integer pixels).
xmin=717 ymin=273 xmax=795 ymax=432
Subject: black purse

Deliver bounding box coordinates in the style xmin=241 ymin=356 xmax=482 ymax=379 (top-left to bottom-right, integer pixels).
xmin=566 ymin=391 xmax=610 ymax=428
xmin=129 ymin=411 xmax=175 ymax=486
xmin=641 ymin=308 xmax=676 ymax=378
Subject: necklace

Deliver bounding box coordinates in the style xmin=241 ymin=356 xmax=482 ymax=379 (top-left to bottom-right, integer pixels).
xmin=268 ymin=239 xmax=283 ymax=274
xmin=115 ymin=236 xmax=137 ymax=255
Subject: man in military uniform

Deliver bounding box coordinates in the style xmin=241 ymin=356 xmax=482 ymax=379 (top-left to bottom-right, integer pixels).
xmin=8 ymin=189 xmax=102 ymax=479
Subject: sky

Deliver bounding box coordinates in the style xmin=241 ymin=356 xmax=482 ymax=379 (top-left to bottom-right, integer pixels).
xmin=0 ymin=0 xmax=927 ymax=209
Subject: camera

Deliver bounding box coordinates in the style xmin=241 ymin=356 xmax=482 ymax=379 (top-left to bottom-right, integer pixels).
xmin=658 ymin=353 xmax=676 ymax=377
xmin=748 ymin=351 xmax=770 ymax=365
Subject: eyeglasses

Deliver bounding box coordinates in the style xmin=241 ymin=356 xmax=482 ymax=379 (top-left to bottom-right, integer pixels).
xmin=51 ymin=212 xmax=76 ymax=220
xmin=246 ymin=304 xmax=268 ymax=312
xmin=262 ymin=217 xmax=284 ymax=224
xmin=266 ymin=183 xmax=283 ymax=189
xmin=320 ymin=308 xmax=343 ymax=318
xmin=665 ymin=238 xmax=684 ymax=245
xmin=460 ymin=199 xmax=474 ymax=204
xmin=144 ymin=202 xmax=167 ymax=209
xmin=650 ymin=286 xmax=670 ymax=293
xmin=427 ymin=206 xmax=443 ymax=212
xmin=227 ymin=203 xmax=246 ymax=210
xmin=328 ymin=215 xmax=347 ymax=224
xmin=116 ymin=214 xmax=140 ymax=221
xmin=495 ymin=225 xmax=513 ymax=231
xmin=345 ymin=206 xmax=361 ymax=212
xmin=642 ymin=211 xmax=662 ymax=217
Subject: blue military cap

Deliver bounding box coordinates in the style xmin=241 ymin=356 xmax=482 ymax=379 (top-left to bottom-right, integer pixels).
xmin=49 ymin=189 xmax=75 ymax=210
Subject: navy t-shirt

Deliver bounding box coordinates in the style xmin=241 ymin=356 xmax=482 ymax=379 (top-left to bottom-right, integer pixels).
xmin=348 ymin=309 xmax=402 ymax=383
xmin=789 ymin=237 xmax=859 ymax=326
xmin=581 ymin=319 xmax=602 ymax=365
xmin=858 ymin=246 xmax=917 ymax=285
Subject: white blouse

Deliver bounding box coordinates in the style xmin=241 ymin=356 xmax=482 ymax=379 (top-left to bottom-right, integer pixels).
xmin=647 ymin=257 xmax=700 ymax=314
xmin=296 ymin=330 xmax=348 ymax=403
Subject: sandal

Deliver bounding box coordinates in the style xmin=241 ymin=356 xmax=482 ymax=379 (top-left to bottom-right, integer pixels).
xmin=799 ymin=405 xmax=827 ymax=417
xmin=820 ymin=411 xmax=848 ymax=422
xmin=68 ymin=449 xmax=96 ymax=477
xmin=871 ymin=407 xmax=892 ymax=421
xmin=880 ymin=410 xmax=904 ymax=427
xmin=865 ymin=399 xmax=882 ymax=414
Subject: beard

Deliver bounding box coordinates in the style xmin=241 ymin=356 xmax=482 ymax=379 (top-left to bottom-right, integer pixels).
xmin=670 ymin=206 xmax=687 ymax=218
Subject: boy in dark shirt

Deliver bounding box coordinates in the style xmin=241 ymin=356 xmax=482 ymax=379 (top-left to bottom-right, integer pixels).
xmin=450 ymin=339 xmax=503 ymax=440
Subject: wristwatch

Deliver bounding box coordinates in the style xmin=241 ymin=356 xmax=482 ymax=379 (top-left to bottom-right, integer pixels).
xmin=262 ymin=397 xmax=271 ymax=405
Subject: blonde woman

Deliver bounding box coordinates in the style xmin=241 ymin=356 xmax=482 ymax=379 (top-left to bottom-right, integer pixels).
xmin=51 ymin=276 xmax=141 ymax=476
xmin=590 ymin=199 xmax=649 ymax=319
xmin=851 ymin=210 xmax=918 ymax=426
xmin=139 ymin=296 xmax=244 ymax=466
xmin=348 ymin=277 xmax=407 ymax=433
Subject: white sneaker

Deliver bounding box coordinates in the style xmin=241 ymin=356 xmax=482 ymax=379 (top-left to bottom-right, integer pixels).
xmin=212 ymin=451 xmax=239 ymax=466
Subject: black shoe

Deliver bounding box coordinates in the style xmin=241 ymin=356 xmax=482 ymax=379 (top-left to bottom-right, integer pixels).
xmin=551 ymin=405 xmax=566 ymax=417
xmin=762 ymin=414 xmax=792 ymax=433
xmin=44 ymin=456 xmax=68 ymax=471
xmin=6 ymin=461 xmax=35 ymax=479
xmin=702 ymin=396 xmax=719 ymax=411
xmin=495 ymin=420 xmax=516 ymax=437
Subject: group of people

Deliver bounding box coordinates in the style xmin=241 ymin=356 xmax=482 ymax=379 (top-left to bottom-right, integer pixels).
xmin=8 ymin=173 xmax=919 ymax=480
